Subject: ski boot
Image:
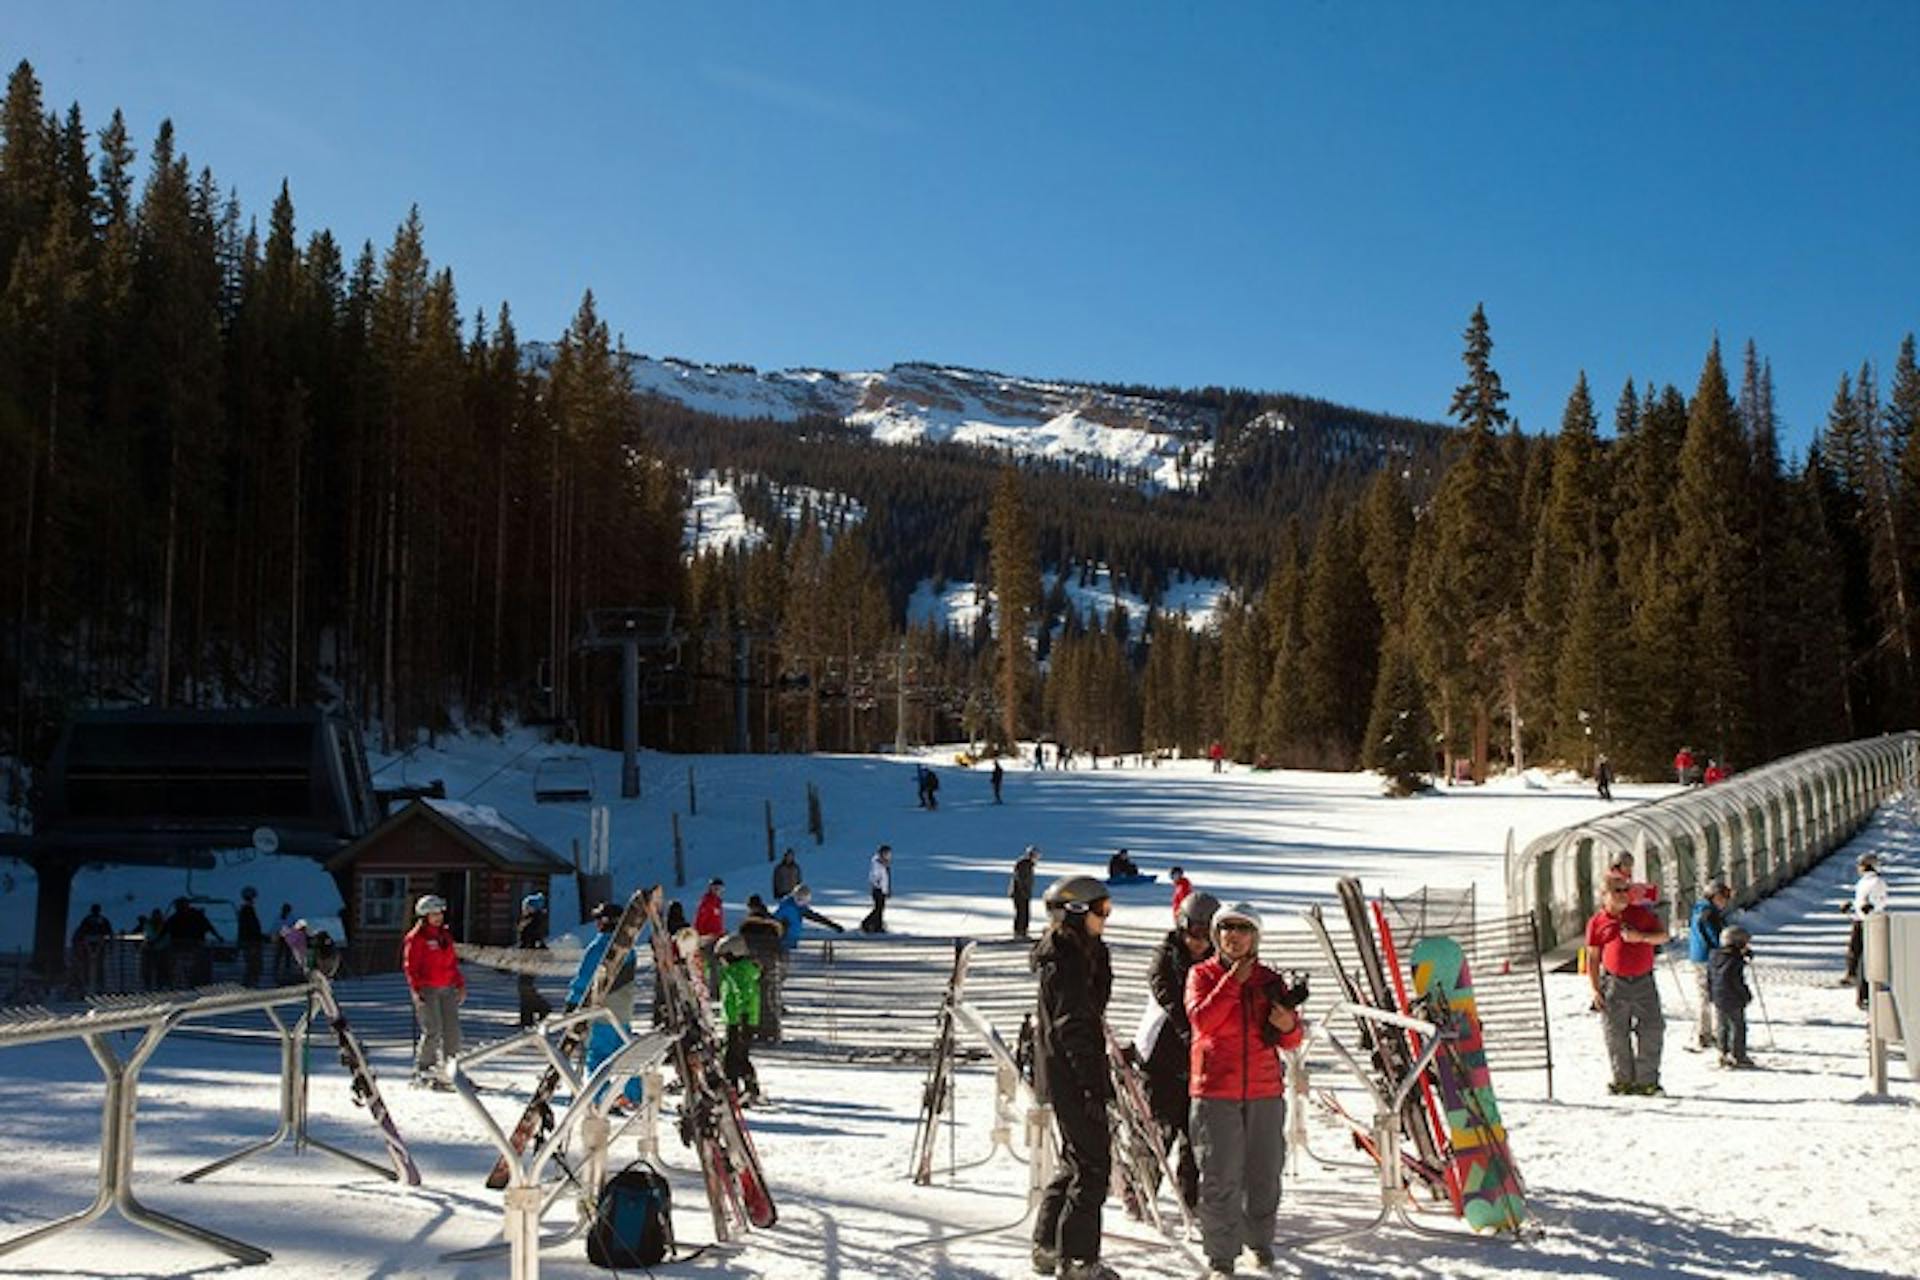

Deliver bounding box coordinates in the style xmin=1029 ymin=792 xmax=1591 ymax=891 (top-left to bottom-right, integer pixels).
xmin=1031 ymin=1244 xmax=1057 ymax=1276
xmin=1058 ymin=1259 xmax=1119 ymax=1280
xmin=1243 ymin=1245 xmax=1276 ymax=1272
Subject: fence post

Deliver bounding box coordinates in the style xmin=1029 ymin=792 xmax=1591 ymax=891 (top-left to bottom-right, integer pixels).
xmin=807 ymin=783 xmax=824 ymax=846
xmin=765 ymin=800 xmax=775 ymax=862
xmin=687 ymin=766 xmax=697 ymax=817
xmin=672 ymin=813 xmax=686 ymax=888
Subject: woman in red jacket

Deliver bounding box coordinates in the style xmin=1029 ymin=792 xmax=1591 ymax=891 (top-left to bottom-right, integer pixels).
xmin=1184 ymin=902 xmax=1304 ymax=1278
xmin=403 ymin=894 xmax=466 ymax=1084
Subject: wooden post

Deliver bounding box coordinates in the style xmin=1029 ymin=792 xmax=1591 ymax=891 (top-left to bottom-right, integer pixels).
xmin=672 ymin=813 xmax=685 ymax=888
xmin=765 ymin=800 xmax=775 ymax=862
xmin=687 ymin=765 xmax=697 ymax=816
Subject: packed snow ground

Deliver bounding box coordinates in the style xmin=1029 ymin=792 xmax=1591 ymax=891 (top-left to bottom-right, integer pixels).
xmin=0 ymin=741 xmax=1915 ymax=1278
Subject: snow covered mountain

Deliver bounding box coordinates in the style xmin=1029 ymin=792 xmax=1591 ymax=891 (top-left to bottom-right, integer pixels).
xmin=530 ymin=346 xmax=1218 ymax=492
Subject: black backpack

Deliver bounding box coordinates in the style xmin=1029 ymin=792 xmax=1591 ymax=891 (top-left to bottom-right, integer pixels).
xmin=587 ymin=1159 xmax=674 ymax=1269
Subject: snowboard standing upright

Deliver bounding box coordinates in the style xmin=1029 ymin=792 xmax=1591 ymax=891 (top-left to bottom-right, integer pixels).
xmin=1409 ymin=935 xmax=1528 ymax=1233
xmin=646 ymin=896 xmax=777 ymax=1236
xmin=485 ymin=887 xmax=652 ymax=1190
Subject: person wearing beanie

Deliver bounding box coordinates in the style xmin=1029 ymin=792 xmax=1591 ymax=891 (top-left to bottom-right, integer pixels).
xmin=1184 ymin=901 xmax=1305 ymax=1277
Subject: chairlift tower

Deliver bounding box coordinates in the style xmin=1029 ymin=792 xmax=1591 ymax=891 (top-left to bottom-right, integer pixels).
xmin=580 ymin=608 xmax=682 ymax=798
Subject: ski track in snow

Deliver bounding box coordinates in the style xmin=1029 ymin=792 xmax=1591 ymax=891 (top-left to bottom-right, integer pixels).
xmin=0 ymin=741 xmax=1915 ymax=1277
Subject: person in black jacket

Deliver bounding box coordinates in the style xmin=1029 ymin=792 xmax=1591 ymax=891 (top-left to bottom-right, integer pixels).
xmin=516 ymin=892 xmax=553 ymax=1027
xmin=1010 ymin=845 xmax=1039 ymax=939
xmin=1708 ymin=924 xmax=1756 ymax=1068
xmin=1030 ymin=876 xmax=1118 ymax=1280
xmin=772 ymin=848 xmax=804 ymax=901
xmin=237 ymin=887 xmax=265 ymax=986
xmin=1144 ymin=890 xmax=1219 ymax=1209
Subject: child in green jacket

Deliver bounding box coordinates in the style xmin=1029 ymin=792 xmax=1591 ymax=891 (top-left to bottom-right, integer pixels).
xmin=717 ymin=934 xmax=763 ymax=1105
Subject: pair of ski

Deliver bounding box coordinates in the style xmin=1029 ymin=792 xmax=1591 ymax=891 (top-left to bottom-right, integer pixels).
xmin=308 ymin=972 xmax=422 ymax=1185
xmin=909 ymin=940 xmax=973 ymax=1185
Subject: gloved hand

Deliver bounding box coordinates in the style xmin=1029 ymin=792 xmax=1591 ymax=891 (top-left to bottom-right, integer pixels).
xmin=1269 ymin=970 xmax=1311 ymax=1009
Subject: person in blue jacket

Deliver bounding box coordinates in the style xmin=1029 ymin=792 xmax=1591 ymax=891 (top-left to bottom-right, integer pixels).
xmin=1687 ymin=881 xmax=1731 ymax=1051
xmin=569 ymin=897 xmax=649 ymax=1108
xmin=771 ymin=884 xmax=845 ymax=1015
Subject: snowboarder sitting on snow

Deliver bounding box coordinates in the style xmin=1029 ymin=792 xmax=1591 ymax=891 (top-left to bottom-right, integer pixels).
xmin=716 ymin=933 xmax=763 ymax=1106
xmin=1031 ymin=876 xmax=1118 ymax=1280
xmin=1106 ymin=848 xmax=1150 ymax=885
xmin=1708 ymin=924 xmax=1756 ymax=1068
xmin=403 ymin=894 xmax=466 ymax=1085
xmin=570 ymin=897 xmax=646 ymax=1108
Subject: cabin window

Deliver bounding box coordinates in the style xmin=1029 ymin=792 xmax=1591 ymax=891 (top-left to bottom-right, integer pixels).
xmin=362 ymin=875 xmax=410 ymax=929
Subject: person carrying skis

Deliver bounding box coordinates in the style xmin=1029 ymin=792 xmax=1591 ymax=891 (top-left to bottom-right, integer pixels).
xmin=570 ymin=898 xmax=645 ymax=1108
xmin=1030 ymin=876 xmax=1118 ymax=1280
xmin=716 ymin=933 xmax=764 ymax=1106
xmin=516 ymin=892 xmax=553 ymax=1027
xmin=1144 ymin=890 xmax=1219 ymax=1210
xmin=403 ymin=894 xmax=466 ymax=1085
xmin=772 ymin=848 xmax=804 ymax=901
xmin=862 ymin=845 xmax=893 ymax=933
xmin=1185 ymin=901 xmax=1305 ymax=1277
xmin=1010 ymin=845 xmax=1039 ymax=939
xmin=1708 ymin=924 xmax=1756 ymax=1068
xmin=1843 ymin=853 xmax=1890 ymax=1009
xmin=1586 ymin=881 xmax=1670 ymax=1095
xmin=1687 ymin=881 xmax=1731 ymax=1049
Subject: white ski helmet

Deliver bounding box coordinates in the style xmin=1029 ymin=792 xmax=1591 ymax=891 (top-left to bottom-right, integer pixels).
xmin=415 ymin=894 xmax=449 ymax=917
xmin=1212 ymin=901 xmax=1263 ymax=947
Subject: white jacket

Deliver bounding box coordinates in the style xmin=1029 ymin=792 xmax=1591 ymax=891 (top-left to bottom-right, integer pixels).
xmin=1854 ymin=871 xmax=1890 ymax=920
xmin=869 ymin=855 xmax=891 ymax=897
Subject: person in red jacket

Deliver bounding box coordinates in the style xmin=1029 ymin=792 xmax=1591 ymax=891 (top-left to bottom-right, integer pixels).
xmin=1208 ymin=740 xmax=1225 ymax=774
xmin=695 ymin=878 xmax=727 ymax=997
xmin=1169 ymin=866 xmax=1193 ymax=921
xmin=403 ymin=894 xmax=466 ymax=1084
xmin=1674 ymin=746 xmax=1696 ymax=786
xmin=1703 ymin=759 xmax=1727 ymax=785
xmin=1184 ymin=902 xmax=1305 ymax=1277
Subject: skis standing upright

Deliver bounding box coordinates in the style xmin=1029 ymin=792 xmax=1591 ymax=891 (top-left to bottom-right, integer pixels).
xmin=645 ymin=896 xmax=777 ymax=1237
xmin=910 ymin=939 xmax=974 ymax=1185
xmin=484 ymin=887 xmax=652 ymax=1190
xmin=308 ymin=971 xmax=422 ymax=1186
xmin=1331 ymin=878 xmax=1450 ymax=1193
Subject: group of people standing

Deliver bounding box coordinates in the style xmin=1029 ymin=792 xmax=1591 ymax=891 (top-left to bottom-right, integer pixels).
xmin=1028 ymin=875 xmax=1305 ymax=1280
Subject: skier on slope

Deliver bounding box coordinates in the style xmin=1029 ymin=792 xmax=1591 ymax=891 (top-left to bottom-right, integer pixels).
xmin=403 ymin=894 xmax=466 ymax=1085
xmin=1184 ymin=902 xmax=1305 ymax=1277
xmin=1029 ymin=876 xmax=1118 ymax=1280
xmin=1010 ymin=845 xmax=1039 ymax=939
xmin=1144 ymin=890 xmax=1219 ymax=1210
xmin=861 ymin=845 xmax=893 ymax=933
xmin=1843 ymin=854 xmax=1891 ymax=1009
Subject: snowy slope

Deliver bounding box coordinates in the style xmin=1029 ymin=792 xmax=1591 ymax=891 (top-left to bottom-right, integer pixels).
xmin=2 ymin=741 xmax=1916 ymax=1278
xmin=909 ymin=566 xmax=1231 ymax=639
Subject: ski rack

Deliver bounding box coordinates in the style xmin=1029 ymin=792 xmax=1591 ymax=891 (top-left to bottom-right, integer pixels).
xmin=443 ymin=1012 xmax=671 ymax=1280
xmin=1279 ymin=1004 xmax=1495 ymax=1252
xmin=0 ymin=980 xmax=394 ymax=1267
xmin=179 ymin=977 xmax=407 ymax=1186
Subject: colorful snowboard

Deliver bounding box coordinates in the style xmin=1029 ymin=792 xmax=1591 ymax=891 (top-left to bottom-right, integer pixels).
xmin=1408 ymin=936 xmax=1528 ymax=1233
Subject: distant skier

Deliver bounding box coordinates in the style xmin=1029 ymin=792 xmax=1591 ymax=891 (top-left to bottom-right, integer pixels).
xmin=991 ymin=758 xmax=1005 ymax=804
xmin=924 ymin=768 xmax=940 ymax=810
xmin=1586 ymin=880 xmax=1670 ymax=1096
xmin=1674 ymin=745 xmax=1696 ymax=786
xmin=1208 ymin=740 xmax=1225 ymax=774
xmin=1010 ymin=845 xmax=1039 ymax=939
xmin=1144 ymin=890 xmax=1219 ymax=1209
xmin=516 ymin=892 xmax=552 ymax=1028
xmin=1687 ymin=881 xmax=1731 ymax=1050
xmin=1185 ymin=902 xmax=1304 ymax=1277
xmin=1594 ymin=753 xmax=1614 ymax=802
xmin=772 ymin=848 xmax=804 ymax=901
xmin=1033 ymin=742 xmax=1046 ymax=771
xmin=1703 ymin=759 xmax=1727 ymax=785
xmin=861 ymin=846 xmax=893 ymax=933
xmin=404 ymin=894 xmax=466 ymax=1085
xmin=272 ymin=902 xmax=297 ymax=983
xmin=1708 ymin=924 xmax=1756 ymax=1068
xmin=1030 ymin=876 xmax=1117 ymax=1280
xmin=773 ymin=883 xmax=845 ymax=956
xmin=237 ymin=887 xmax=265 ymax=986
xmin=1843 ymin=854 xmax=1890 ymax=1008
xmin=1169 ymin=866 xmax=1193 ymax=920
xmin=165 ymin=896 xmax=221 ymax=986
xmin=717 ymin=934 xmax=764 ymax=1106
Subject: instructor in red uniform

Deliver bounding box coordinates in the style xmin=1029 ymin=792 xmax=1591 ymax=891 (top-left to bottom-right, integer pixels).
xmin=1586 ymin=881 xmax=1670 ymax=1095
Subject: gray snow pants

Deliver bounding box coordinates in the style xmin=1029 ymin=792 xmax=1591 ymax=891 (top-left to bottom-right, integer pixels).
xmin=1600 ymin=970 xmax=1664 ymax=1088
xmin=1190 ymin=1094 xmax=1285 ymax=1267
xmin=415 ymin=985 xmax=463 ymax=1072
xmin=1692 ymin=961 xmax=1716 ymax=1046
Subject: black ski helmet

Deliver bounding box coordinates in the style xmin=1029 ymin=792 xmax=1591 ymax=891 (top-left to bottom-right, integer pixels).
xmin=308 ymin=930 xmax=341 ymax=977
xmin=592 ymin=901 xmax=620 ymax=928
xmin=1723 ymin=924 xmax=1752 ymax=949
xmin=1043 ymin=875 xmax=1111 ymax=917
xmin=1177 ymin=891 xmax=1222 ymax=934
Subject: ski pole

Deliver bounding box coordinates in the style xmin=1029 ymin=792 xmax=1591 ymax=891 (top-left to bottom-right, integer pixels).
xmin=1751 ymin=962 xmax=1778 ymax=1051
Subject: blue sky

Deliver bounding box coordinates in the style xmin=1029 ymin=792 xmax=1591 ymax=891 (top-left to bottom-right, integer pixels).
xmin=8 ymin=1 xmax=1918 ymax=452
